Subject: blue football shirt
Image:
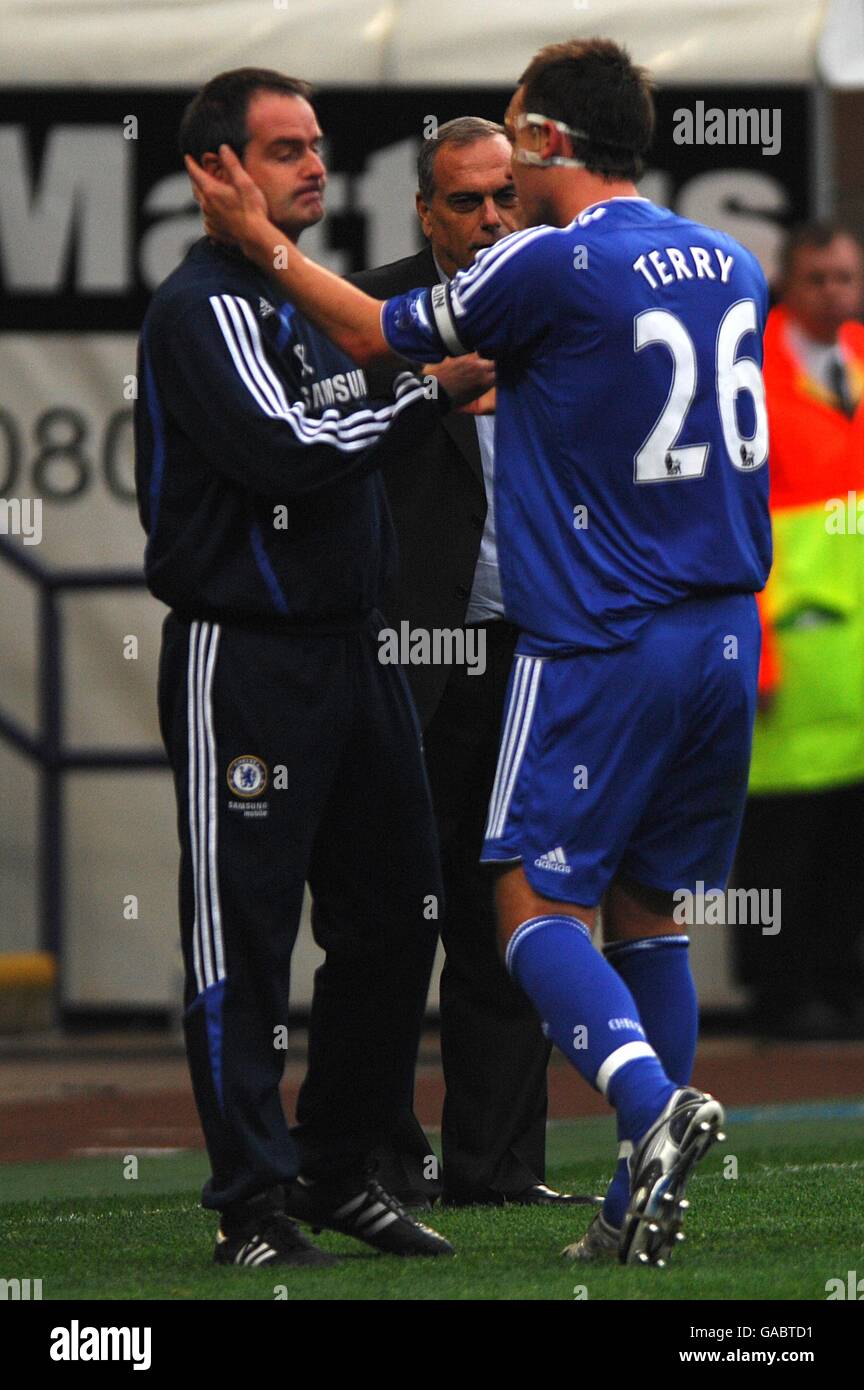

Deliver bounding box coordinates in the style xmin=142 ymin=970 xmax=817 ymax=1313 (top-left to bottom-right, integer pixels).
xmin=381 ymin=198 xmax=773 ymax=653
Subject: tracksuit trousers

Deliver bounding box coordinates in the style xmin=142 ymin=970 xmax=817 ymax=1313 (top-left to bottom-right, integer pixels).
xmin=157 ymin=610 xmax=442 ymax=1212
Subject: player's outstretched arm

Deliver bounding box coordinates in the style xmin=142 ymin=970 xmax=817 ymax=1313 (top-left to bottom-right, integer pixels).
xmin=185 ymin=146 xmax=392 ymax=368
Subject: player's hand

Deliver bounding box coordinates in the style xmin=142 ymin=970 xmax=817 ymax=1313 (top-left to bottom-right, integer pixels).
xmin=425 ymin=354 xmax=495 ymax=409
xmin=184 ymin=145 xmax=271 ymax=250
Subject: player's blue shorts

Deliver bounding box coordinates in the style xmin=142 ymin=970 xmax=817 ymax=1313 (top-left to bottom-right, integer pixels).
xmin=480 ymin=593 xmax=761 ymax=906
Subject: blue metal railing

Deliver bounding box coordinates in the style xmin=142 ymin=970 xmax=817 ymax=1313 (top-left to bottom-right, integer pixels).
xmin=0 ymin=537 xmax=167 ymax=993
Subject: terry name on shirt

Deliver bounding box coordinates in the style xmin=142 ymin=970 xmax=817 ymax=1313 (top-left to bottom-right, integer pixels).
xmin=632 ymin=245 xmax=735 ymax=289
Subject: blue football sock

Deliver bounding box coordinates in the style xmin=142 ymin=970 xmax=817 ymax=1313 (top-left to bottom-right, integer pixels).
xmin=601 ymin=934 xmax=698 ymax=1227
xmin=605 ymin=934 xmax=698 ymax=1082
xmin=505 ymin=916 xmax=676 ymax=1145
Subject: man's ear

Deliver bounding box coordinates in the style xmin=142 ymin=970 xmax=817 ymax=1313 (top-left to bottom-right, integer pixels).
xmin=416 ymin=191 xmax=432 ymax=239
xmin=538 ymin=120 xmax=564 ymax=162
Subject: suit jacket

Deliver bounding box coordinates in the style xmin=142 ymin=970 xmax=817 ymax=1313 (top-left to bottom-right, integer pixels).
xmin=349 ymin=245 xmax=489 ymax=727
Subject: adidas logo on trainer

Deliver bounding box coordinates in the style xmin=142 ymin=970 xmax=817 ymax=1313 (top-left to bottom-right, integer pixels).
xmin=534 ymin=846 xmax=571 ymax=873
xmin=235 ymin=1236 xmax=278 ymax=1267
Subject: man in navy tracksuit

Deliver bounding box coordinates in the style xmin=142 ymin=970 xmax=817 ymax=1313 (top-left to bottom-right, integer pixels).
xmin=134 ymin=68 xmax=456 ymax=1268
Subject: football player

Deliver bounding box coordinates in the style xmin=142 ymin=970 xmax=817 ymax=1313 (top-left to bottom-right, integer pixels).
xmin=186 ymin=37 xmax=770 ymax=1266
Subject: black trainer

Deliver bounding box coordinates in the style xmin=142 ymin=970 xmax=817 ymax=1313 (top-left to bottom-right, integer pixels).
xmin=214 ymin=1187 xmax=339 ymax=1269
xmin=283 ymin=1174 xmax=455 ymax=1257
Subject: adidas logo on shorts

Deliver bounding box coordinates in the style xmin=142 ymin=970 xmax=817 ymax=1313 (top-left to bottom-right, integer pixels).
xmin=534 ymin=846 xmax=571 ymax=873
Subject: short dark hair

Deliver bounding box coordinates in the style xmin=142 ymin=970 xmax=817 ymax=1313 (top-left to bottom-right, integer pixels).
xmin=417 ymin=116 xmax=508 ymax=204
xmin=518 ymin=37 xmax=654 ymax=181
xmin=779 ymin=219 xmax=863 ymax=286
xmin=178 ymin=68 xmax=313 ymax=163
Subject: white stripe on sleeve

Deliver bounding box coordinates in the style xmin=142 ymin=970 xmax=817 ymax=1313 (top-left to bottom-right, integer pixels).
xmin=210 ymin=297 xmax=276 ymax=419
xmin=452 ymin=225 xmax=557 ymax=315
xmin=209 ymin=295 xmax=429 ymax=454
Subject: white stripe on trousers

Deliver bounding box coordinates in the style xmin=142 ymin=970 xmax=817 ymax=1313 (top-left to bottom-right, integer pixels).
xmin=484 ymin=655 xmax=544 ymax=841
xmin=186 ymin=620 xmax=224 ymax=993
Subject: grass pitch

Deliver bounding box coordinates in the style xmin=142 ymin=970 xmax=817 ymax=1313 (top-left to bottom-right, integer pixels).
xmin=2 ymin=1107 xmax=862 ymax=1300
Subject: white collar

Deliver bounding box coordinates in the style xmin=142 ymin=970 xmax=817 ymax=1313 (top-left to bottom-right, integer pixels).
xmin=785 ymin=319 xmax=847 ymax=368
xmin=574 ymin=195 xmax=652 ymax=221
xmin=432 ymin=252 xmax=449 ymax=285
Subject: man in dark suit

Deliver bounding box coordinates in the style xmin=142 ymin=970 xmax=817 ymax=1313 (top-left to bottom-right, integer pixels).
xmin=353 ymin=118 xmax=590 ymax=1207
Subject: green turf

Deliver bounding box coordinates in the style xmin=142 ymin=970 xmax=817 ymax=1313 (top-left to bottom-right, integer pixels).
xmin=2 ymin=1110 xmax=863 ymax=1300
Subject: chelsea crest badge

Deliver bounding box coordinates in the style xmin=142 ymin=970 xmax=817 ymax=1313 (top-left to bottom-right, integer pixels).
xmin=227 ymin=755 xmax=268 ymax=798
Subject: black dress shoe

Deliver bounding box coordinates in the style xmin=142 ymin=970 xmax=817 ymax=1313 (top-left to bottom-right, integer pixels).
xmin=442 ymin=1183 xmax=602 ymax=1208
xmin=506 ymin=1184 xmax=604 ymax=1207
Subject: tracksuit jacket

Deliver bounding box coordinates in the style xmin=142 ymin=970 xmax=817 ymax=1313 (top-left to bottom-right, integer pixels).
xmin=135 ymin=236 xmax=443 ymax=628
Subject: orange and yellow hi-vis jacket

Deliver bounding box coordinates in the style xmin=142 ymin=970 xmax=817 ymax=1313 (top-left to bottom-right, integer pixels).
xmin=749 ymin=304 xmax=864 ymax=793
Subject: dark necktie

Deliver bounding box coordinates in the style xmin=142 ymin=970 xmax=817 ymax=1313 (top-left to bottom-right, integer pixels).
xmin=828 ymin=357 xmax=856 ymax=419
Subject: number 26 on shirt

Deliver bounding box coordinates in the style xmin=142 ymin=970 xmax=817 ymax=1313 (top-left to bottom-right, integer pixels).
xmin=633 ymin=299 xmax=768 ymax=482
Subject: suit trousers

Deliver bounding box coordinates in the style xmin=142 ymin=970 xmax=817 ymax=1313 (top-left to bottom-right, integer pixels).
xmin=375 ymin=620 xmax=553 ymax=1199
